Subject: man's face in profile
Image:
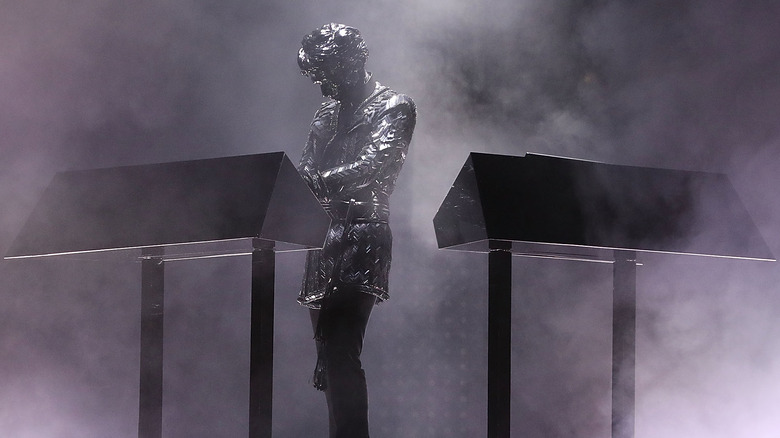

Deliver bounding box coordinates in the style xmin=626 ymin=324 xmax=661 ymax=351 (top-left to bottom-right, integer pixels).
xmin=306 ymin=56 xmax=361 ymax=100
xmin=307 ymin=65 xmax=341 ymax=98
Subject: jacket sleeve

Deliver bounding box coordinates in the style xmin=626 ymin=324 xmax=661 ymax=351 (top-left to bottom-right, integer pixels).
xmin=318 ymin=94 xmax=416 ymax=197
xmin=298 ymin=104 xmax=333 ymax=199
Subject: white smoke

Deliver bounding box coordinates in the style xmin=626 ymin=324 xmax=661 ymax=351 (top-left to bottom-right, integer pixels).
xmin=2 ymin=0 xmax=779 ymax=436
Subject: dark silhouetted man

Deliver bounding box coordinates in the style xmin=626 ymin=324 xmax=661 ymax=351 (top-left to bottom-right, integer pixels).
xmin=296 ymin=23 xmax=416 ymax=438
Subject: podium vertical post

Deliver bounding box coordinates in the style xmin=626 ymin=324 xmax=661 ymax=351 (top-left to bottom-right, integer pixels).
xmin=139 ymin=248 xmax=165 ymax=438
xmin=612 ymin=251 xmax=637 ymax=438
xmin=488 ymin=240 xmax=512 ymax=438
xmin=249 ymin=239 xmax=275 ymax=438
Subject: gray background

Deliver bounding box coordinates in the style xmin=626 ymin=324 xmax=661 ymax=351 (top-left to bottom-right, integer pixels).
xmin=2 ymin=0 xmax=779 ymax=436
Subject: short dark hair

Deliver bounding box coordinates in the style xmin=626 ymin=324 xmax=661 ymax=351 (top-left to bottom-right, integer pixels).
xmin=298 ymin=23 xmax=369 ymax=76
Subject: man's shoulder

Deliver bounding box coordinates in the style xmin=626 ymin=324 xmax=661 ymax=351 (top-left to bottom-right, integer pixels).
xmin=306 ymin=101 xmax=335 ymax=139
xmin=372 ymin=84 xmax=416 ymax=116
xmin=314 ymin=99 xmax=338 ymax=117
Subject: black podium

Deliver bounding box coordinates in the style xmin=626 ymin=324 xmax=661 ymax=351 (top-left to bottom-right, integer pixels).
xmin=433 ymin=152 xmax=774 ymax=438
xmin=5 ymin=152 xmax=330 ymax=438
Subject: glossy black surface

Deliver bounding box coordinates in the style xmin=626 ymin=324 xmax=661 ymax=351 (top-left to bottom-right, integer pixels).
xmin=6 ymin=152 xmax=330 ymax=259
xmin=434 ymin=152 xmax=774 ymax=261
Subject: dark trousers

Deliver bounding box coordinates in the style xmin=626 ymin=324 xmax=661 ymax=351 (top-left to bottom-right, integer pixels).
xmin=310 ymin=288 xmax=376 ymax=438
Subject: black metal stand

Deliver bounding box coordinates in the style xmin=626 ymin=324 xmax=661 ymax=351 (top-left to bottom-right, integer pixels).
xmin=611 ymin=251 xmax=637 ymax=438
xmin=135 ymin=241 xmax=277 ymax=438
xmin=3 ymin=153 xmax=329 ymax=438
xmin=249 ymin=239 xmax=275 ymax=438
xmin=434 ymin=152 xmax=773 ymax=438
xmin=488 ymin=241 xmax=512 ymax=438
xmin=483 ymin=246 xmax=639 ymax=438
xmin=139 ymin=248 xmax=164 ymax=438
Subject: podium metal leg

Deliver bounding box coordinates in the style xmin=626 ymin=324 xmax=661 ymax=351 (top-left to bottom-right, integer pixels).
xmin=250 ymin=240 xmax=275 ymax=438
xmin=488 ymin=242 xmax=512 ymax=438
xmin=612 ymin=251 xmax=637 ymax=438
xmin=139 ymin=251 xmax=164 ymax=438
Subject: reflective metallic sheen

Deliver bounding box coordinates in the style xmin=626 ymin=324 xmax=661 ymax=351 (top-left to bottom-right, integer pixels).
xmin=298 ymin=24 xmax=369 ymax=99
xmin=298 ymin=82 xmax=416 ymax=308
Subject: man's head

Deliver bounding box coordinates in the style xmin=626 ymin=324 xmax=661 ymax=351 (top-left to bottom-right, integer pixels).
xmin=298 ymin=23 xmax=369 ymax=100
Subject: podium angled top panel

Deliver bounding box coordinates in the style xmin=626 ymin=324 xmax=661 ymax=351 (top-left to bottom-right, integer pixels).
xmin=6 ymin=152 xmax=330 ymax=259
xmin=433 ymin=152 xmax=774 ymax=261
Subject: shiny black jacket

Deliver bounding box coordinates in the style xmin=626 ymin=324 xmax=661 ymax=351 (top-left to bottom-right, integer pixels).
xmin=298 ymin=82 xmax=416 ymax=308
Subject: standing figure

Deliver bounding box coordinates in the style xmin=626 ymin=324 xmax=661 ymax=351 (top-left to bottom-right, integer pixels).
xmin=296 ymin=23 xmax=416 ymax=438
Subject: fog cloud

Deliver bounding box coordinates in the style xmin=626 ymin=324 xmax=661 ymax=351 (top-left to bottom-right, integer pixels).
xmin=2 ymin=0 xmax=779 ymax=436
